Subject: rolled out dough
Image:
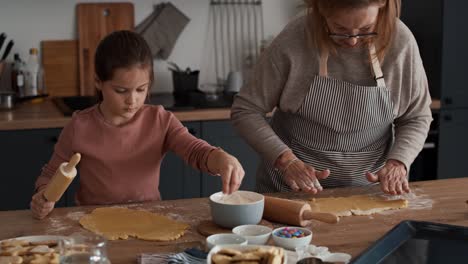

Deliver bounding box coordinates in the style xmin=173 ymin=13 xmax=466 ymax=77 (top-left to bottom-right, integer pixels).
xmin=79 ymin=207 xmax=189 ymax=241
xmin=309 ymin=195 xmax=408 ymax=216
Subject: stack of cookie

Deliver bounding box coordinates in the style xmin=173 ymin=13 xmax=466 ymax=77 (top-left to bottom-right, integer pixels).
xmin=211 ymin=246 xmax=285 ymax=264
xmin=0 ymin=239 xmax=60 ymax=264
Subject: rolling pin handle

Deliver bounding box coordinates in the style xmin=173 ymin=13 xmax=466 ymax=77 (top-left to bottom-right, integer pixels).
xmin=302 ymin=210 xmax=339 ymax=224
xmin=64 ymin=153 xmax=81 ymax=173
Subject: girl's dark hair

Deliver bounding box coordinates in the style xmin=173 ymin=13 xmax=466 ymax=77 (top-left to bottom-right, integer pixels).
xmin=94 ymin=30 xmax=154 ymax=100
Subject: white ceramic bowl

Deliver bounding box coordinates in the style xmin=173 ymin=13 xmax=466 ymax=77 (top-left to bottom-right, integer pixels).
xmin=207 ymin=244 xmax=287 ymax=264
xmin=206 ymin=233 xmax=248 ymax=250
xmin=232 ymin=225 xmax=272 ymax=245
xmin=272 ymin=227 xmax=312 ymax=250
xmin=209 ymin=191 xmax=264 ymax=228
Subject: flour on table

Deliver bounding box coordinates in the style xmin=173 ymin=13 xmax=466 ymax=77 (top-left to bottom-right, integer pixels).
xmin=66 ymin=211 xmax=85 ymax=221
xmin=378 ymin=191 xmax=433 ymax=215
xmin=45 ymin=217 xmax=68 ymax=233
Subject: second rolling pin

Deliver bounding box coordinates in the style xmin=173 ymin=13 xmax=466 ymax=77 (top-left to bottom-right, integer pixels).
xmin=43 ymin=153 xmax=81 ymax=202
xmin=263 ymin=196 xmax=339 ymax=226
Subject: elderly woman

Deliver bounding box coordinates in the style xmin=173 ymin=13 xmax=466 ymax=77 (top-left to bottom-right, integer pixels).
xmin=231 ymin=0 xmax=432 ymax=195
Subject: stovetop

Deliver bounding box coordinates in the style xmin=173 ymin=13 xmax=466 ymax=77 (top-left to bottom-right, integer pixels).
xmin=53 ymin=92 xmax=235 ymax=116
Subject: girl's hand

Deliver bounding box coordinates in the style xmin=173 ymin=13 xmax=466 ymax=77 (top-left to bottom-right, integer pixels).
xmin=30 ymin=188 xmax=55 ymax=219
xmin=207 ymin=149 xmax=245 ymax=194
xmin=366 ymin=159 xmax=410 ymax=195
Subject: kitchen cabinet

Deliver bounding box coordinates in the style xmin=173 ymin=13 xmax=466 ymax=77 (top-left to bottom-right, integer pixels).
xmin=437 ymin=0 xmax=468 ymax=177
xmin=440 ymin=1 xmax=468 ymax=108
xmin=63 ymin=122 xmax=204 ymax=205
xmin=437 ymin=109 xmax=468 ymax=179
xmin=0 ymin=128 xmax=67 ymax=211
xmin=159 ymin=122 xmax=202 ymax=200
xmin=200 ymin=120 xmax=258 ymax=197
xmin=160 ymin=120 xmax=259 ymax=199
xmin=402 ymin=0 xmax=468 ymax=106
xmin=402 ymin=0 xmax=468 ymax=181
xmin=0 ymin=119 xmax=258 ymax=210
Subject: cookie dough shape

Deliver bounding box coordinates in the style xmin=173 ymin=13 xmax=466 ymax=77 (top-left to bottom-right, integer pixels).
xmin=79 ymin=207 xmax=189 ymax=241
xmin=309 ymin=195 xmax=408 ymax=216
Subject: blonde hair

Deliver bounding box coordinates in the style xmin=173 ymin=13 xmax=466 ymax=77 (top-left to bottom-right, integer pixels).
xmin=303 ymin=0 xmax=401 ymax=62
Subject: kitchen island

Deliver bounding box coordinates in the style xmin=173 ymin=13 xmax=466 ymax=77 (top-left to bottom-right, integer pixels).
xmin=0 ymin=177 xmax=466 ymax=263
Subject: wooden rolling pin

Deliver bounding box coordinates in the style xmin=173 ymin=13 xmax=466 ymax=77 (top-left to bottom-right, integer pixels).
xmin=263 ymin=196 xmax=339 ymax=226
xmin=43 ymin=153 xmax=81 ymax=202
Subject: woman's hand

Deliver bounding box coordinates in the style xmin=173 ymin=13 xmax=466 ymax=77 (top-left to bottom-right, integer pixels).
xmin=366 ymin=159 xmax=410 ymax=195
xmin=207 ymin=148 xmax=245 ymax=195
xmin=276 ymin=151 xmax=330 ymax=193
xmin=30 ymin=188 xmax=55 ymax=219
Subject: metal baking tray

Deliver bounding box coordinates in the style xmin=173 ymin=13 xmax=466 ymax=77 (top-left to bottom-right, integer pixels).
xmin=351 ymin=220 xmax=468 ymax=264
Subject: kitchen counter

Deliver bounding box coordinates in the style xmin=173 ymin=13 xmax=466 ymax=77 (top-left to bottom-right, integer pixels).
xmin=0 ymin=177 xmax=466 ymax=263
xmin=0 ymin=98 xmax=441 ymax=131
xmin=0 ymin=98 xmax=233 ymax=131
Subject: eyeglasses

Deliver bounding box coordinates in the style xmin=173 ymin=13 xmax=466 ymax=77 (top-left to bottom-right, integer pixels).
xmin=328 ymin=32 xmax=378 ymax=40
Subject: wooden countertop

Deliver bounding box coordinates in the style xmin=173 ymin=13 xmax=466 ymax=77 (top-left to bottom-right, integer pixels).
xmin=0 ymin=177 xmax=466 ymax=263
xmin=0 ymin=99 xmax=441 ymax=131
xmin=0 ymin=99 xmax=232 ymax=131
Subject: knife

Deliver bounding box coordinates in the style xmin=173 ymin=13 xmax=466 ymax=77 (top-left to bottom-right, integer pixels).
xmin=0 ymin=33 xmax=5 ymax=52
xmin=1 ymin=40 xmax=14 ymax=61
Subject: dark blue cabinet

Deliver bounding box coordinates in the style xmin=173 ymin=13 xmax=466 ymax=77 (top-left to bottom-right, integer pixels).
xmin=0 ymin=129 xmax=67 ymax=211
xmin=402 ymin=0 xmax=468 ymax=180
xmin=159 ymin=122 xmax=202 ymax=200
xmin=440 ymin=1 xmax=468 ymax=108
xmin=0 ymin=119 xmax=259 ymax=210
xmin=438 ymin=1 xmax=468 ymax=179
xmin=65 ymin=122 xmax=204 ymax=203
xmin=200 ymin=120 xmax=258 ymax=197
xmin=437 ymin=109 xmax=468 ymax=179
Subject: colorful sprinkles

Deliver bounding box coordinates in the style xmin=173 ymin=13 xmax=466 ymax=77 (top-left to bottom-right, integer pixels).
xmin=274 ymin=227 xmax=308 ymax=238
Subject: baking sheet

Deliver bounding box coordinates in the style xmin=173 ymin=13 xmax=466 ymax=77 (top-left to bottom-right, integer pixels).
xmin=351 ymin=220 xmax=468 ymax=264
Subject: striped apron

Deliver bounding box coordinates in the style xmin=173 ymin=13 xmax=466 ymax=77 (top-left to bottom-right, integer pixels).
xmin=256 ymin=44 xmax=395 ymax=193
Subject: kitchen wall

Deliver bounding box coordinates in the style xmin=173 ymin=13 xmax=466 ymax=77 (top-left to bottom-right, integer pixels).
xmin=0 ymin=0 xmax=303 ymax=93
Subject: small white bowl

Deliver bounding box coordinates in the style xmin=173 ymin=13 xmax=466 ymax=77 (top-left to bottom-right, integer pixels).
xmin=206 ymin=233 xmax=248 ymax=250
xmin=272 ymin=226 xmax=312 ymax=250
xmin=232 ymin=225 xmax=272 ymax=245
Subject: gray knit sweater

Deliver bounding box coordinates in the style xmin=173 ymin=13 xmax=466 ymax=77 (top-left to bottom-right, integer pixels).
xmin=231 ymin=16 xmax=433 ymax=170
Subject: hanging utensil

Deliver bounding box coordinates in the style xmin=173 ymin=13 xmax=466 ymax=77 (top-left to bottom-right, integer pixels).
xmin=205 ymin=0 xmax=263 ymax=88
xmin=0 ymin=33 xmax=6 ymax=52
xmin=232 ymin=1 xmax=239 ymax=71
xmin=258 ymin=0 xmax=265 ymax=48
xmin=167 ymin=61 xmax=182 ymax=72
xmin=219 ymin=0 xmax=227 ymax=83
xmin=226 ymin=1 xmax=234 ymax=73
xmin=253 ymin=0 xmax=259 ymax=60
xmin=1 ymin=40 xmax=14 ymax=61
xmin=246 ymin=0 xmax=253 ymax=65
xmin=239 ymin=1 xmax=246 ymax=71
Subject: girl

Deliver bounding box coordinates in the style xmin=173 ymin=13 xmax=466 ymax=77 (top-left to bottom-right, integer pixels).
xmin=31 ymin=30 xmax=244 ymax=219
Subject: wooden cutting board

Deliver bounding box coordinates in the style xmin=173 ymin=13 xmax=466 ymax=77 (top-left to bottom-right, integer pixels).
xmin=76 ymin=2 xmax=134 ymax=96
xmin=41 ymin=40 xmax=79 ymax=96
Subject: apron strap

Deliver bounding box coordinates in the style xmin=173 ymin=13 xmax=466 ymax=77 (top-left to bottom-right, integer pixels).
xmin=318 ymin=44 xmax=386 ymax=87
xmin=319 ymin=51 xmax=329 ymax=77
xmin=368 ymin=44 xmax=386 ymax=87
